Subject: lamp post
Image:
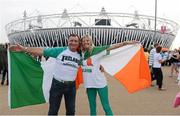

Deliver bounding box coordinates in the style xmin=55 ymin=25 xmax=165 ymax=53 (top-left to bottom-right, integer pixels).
xmin=153 ymin=0 xmax=158 ymax=44
xmin=154 ymin=0 xmax=157 ymax=35
xmin=150 ymin=0 xmax=158 ymax=49
xmin=23 ymin=10 xmax=27 ymax=31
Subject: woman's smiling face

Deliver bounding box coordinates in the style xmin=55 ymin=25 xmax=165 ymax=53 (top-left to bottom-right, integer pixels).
xmin=81 ymin=37 xmax=92 ymax=50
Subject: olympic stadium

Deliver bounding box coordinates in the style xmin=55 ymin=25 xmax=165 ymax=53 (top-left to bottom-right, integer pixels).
xmin=5 ymin=8 xmax=180 ymax=49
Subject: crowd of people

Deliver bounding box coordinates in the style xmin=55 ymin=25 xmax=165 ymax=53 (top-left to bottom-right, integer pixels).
xmin=144 ymin=43 xmax=180 ymax=90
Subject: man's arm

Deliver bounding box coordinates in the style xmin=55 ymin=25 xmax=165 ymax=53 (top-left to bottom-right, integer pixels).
xmin=9 ymin=44 xmax=43 ymax=56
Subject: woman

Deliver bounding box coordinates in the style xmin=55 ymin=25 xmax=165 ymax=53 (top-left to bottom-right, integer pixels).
xmin=80 ymin=35 xmax=139 ymax=115
xmin=169 ymin=49 xmax=179 ymax=77
xmin=175 ymin=50 xmax=180 ymax=84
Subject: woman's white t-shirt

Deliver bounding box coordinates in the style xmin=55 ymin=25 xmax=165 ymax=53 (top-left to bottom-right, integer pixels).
xmin=82 ymin=46 xmax=109 ymax=88
xmin=153 ymin=52 xmax=162 ymax=68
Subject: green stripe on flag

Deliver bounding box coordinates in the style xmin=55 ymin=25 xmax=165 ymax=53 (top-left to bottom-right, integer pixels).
xmin=10 ymin=52 xmax=46 ymax=108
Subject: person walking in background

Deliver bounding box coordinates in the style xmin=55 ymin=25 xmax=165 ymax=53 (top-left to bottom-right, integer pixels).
xmin=153 ymin=46 xmax=165 ymax=91
xmin=172 ymin=49 xmax=180 ymax=82
xmin=169 ymin=49 xmax=179 ymax=77
xmin=1 ymin=43 xmax=8 ymax=85
xmin=0 ymin=46 xmax=3 ymax=75
xmin=149 ymin=43 xmax=159 ymax=85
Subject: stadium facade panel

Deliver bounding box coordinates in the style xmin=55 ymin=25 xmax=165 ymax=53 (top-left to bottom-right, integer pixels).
xmin=5 ymin=9 xmax=179 ymax=48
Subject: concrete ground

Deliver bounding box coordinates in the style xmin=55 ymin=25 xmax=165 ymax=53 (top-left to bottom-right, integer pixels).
xmin=0 ymin=66 xmax=180 ymax=115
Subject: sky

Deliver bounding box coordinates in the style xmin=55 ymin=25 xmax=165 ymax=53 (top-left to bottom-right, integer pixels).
xmin=0 ymin=0 xmax=180 ymax=49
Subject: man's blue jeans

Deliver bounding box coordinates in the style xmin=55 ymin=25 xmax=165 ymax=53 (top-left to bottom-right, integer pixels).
xmin=48 ymin=78 xmax=76 ymax=115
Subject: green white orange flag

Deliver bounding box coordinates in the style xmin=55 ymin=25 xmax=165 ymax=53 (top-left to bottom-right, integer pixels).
xmin=8 ymin=44 xmax=151 ymax=109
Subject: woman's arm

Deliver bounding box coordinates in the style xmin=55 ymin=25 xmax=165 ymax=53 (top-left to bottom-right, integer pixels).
xmin=171 ymin=53 xmax=180 ymax=60
xmin=106 ymin=41 xmax=139 ymax=51
xmin=9 ymin=44 xmax=44 ymax=56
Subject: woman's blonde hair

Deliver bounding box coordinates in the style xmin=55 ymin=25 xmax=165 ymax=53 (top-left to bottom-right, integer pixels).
xmin=81 ymin=35 xmax=95 ymax=54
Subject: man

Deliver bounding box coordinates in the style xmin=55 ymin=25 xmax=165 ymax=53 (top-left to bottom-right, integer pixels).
xmin=152 ymin=46 xmax=165 ymax=90
xmin=0 ymin=46 xmax=3 ymax=74
xmin=10 ymin=34 xmax=81 ymax=115
xmin=149 ymin=43 xmax=159 ymax=83
xmin=1 ymin=44 xmax=8 ymax=85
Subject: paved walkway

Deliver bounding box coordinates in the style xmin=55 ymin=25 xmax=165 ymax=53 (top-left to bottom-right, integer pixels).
xmin=0 ymin=66 xmax=180 ymax=115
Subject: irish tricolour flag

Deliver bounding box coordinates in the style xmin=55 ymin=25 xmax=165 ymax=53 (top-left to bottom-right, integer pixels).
xmin=8 ymin=44 xmax=151 ymax=109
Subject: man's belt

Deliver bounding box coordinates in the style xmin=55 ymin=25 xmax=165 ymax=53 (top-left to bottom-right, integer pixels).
xmin=58 ymin=79 xmax=75 ymax=84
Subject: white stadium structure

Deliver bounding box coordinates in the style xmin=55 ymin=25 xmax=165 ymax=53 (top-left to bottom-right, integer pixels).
xmin=5 ymin=8 xmax=179 ymax=49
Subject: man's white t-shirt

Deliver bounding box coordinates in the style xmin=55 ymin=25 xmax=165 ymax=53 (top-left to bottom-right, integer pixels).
xmin=43 ymin=47 xmax=80 ymax=81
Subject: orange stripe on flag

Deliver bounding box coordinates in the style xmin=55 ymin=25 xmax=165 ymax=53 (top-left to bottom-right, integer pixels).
xmin=114 ymin=47 xmax=151 ymax=93
xmin=75 ymin=66 xmax=83 ymax=89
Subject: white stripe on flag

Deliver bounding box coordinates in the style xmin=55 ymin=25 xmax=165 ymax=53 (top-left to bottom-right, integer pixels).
xmin=41 ymin=57 xmax=56 ymax=102
xmin=100 ymin=44 xmax=140 ymax=75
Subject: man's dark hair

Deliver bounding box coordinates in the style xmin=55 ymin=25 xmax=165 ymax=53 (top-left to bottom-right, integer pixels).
xmin=156 ymin=46 xmax=162 ymax=53
xmin=154 ymin=43 xmax=159 ymax=47
xmin=144 ymin=48 xmax=148 ymax=52
xmin=68 ymin=34 xmax=80 ymax=40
